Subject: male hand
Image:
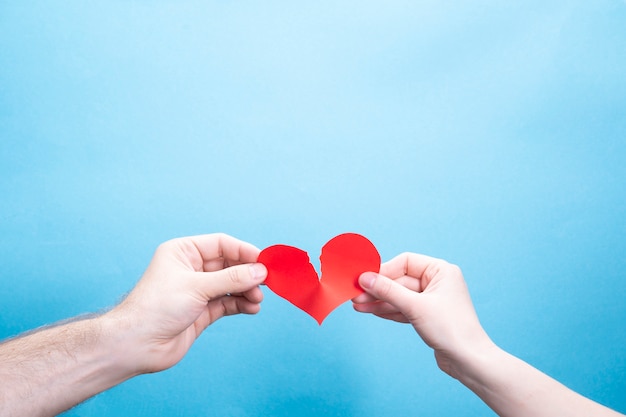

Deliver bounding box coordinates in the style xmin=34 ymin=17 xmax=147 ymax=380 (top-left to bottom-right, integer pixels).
xmin=105 ymin=233 xmax=267 ymax=375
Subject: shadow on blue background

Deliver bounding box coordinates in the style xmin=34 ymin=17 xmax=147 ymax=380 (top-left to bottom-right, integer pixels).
xmin=1 ymin=1 xmax=625 ymax=416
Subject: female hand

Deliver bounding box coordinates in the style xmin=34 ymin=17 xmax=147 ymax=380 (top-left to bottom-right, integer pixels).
xmin=352 ymin=253 xmax=494 ymax=377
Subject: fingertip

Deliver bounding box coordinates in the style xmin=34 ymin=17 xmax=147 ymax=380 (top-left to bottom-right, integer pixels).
xmin=244 ymin=286 xmax=264 ymax=304
xmin=249 ymin=263 xmax=267 ymax=282
xmin=352 ymin=301 xmax=368 ymax=313
xmin=352 ymin=292 xmax=375 ymax=304
xmin=242 ymin=302 xmax=262 ymax=315
xmin=359 ymin=271 xmax=378 ymax=290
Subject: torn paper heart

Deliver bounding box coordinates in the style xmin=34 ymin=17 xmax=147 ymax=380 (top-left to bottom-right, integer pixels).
xmin=258 ymin=233 xmax=381 ymax=324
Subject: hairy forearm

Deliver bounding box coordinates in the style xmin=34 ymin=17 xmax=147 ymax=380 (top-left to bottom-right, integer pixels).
xmin=0 ymin=315 xmax=136 ymax=417
xmin=455 ymin=345 xmax=623 ymax=417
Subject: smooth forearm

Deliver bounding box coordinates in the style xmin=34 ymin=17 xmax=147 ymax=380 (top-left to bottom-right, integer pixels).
xmin=454 ymin=344 xmax=622 ymax=417
xmin=0 ymin=315 xmax=137 ymax=417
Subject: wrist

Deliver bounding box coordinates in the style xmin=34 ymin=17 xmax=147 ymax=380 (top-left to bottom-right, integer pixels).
xmin=439 ymin=330 xmax=500 ymax=382
xmin=444 ymin=340 xmax=515 ymax=399
xmin=97 ymin=311 xmax=146 ymax=379
xmin=69 ymin=314 xmax=142 ymax=391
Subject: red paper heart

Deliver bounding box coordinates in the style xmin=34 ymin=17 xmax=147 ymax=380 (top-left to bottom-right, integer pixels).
xmin=258 ymin=233 xmax=381 ymax=324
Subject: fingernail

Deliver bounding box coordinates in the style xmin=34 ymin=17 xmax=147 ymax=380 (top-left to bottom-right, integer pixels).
xmin=249 ymin=263 xmax=267 ymax=281
xmin=360 ymin=272 xmax=377 ymax=289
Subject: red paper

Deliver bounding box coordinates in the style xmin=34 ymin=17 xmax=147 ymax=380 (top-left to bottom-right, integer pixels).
xmin=258 ymin=233 xmax=381 ymax=324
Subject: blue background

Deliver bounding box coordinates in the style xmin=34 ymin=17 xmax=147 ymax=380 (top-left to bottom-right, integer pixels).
xmin=1 ymin=1 xmax=625 ymax=415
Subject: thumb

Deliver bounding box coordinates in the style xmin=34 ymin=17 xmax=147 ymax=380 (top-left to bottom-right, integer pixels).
xmin=197 ymin=263 xmax=267 ymax=300
xmin=359 ymin=271 xmax=417 ymax=315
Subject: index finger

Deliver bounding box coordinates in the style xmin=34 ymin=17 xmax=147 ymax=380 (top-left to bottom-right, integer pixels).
xmin=186 ymin=233 xmax=261 ymax=271
xmin=381 ymin=252 xmax=450 ymax=281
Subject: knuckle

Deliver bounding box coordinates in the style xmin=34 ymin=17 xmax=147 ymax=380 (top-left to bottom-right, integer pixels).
xmin=213 ymin=232 xmax=227 ymax=241
xmin=155 ymin=239 xmax=174 ymax=253
xmin=156 ymin=237 xmax=183 ymax=255
xmin=425 ymin=262 xmax=441 ymax=279
xmin=377 ymin=276 xmax=394 ymax=299
xmin=226 ymin=266 xmax=243 ymax=285
xmin=452 ymin=264 xmax=463 ymax=274
xmin=447 ymin=263 xmax=463 ymax=276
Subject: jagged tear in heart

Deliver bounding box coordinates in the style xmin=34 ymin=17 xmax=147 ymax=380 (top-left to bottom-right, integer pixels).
xmin=258 ymin=233 xmax=381 ymax=324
